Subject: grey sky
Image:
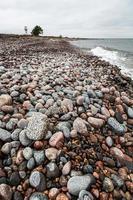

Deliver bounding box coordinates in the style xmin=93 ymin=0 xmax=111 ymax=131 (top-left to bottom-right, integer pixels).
xmin=0 ymin=0 xmax=133 ymax=38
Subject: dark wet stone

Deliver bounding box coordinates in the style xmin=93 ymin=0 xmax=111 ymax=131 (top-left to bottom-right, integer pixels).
xmin=10 ymin=172 xmax=21 ymax=186
xmin=3 ymin=157 xmax=12 ymax=166
xmin=0 ymin=177 xmax=7 ymax=184
xmin=13 ymin=191 xmax=23 ymax=200
xmin=83 ymin=165 xmax=94 ymax=174
xmin=115 ymin=112 xmax=123 ymax=124
xmin=46 ymin=162 xmax=59 ymax=178
xmin=87 ymin=90 xmax=96 ymax=98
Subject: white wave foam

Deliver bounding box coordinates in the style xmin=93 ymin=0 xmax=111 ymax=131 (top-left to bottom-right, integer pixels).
xmin=90 ymin=46 xmax=125 ymax=65
xmin=90 ymin=46 xmax=133 ymax=79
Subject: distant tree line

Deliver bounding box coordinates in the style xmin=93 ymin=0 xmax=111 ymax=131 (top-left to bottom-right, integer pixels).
xmin=24 ymin=25 xmax=63 ymax=38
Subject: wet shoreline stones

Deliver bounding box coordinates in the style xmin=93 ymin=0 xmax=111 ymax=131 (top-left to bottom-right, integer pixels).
xmin=0 ymin=36 xmax=132 ymax=199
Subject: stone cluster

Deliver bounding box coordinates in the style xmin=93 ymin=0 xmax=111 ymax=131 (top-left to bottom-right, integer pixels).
xmin=0 ymin=36 xmax=132 ymax=200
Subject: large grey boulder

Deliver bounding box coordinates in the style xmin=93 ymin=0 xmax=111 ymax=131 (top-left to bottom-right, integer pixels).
xmin=26 ymin=112 xmax=49 ymax=140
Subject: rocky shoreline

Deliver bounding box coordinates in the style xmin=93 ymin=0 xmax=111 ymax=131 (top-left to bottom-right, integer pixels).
xmin=0 ymin=36 xmax=133 ymax=200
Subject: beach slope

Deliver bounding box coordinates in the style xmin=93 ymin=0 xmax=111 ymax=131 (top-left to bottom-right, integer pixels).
xmin=0 ymin=35 xmax=132 ymax=200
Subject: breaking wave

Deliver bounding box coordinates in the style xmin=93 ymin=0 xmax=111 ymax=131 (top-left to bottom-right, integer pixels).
xmin=90 ymin=46 xmax=133 ymax=79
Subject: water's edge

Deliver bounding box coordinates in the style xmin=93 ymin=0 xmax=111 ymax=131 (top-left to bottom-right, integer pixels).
xmin=70 ymin=40 xmax=133 ymax=80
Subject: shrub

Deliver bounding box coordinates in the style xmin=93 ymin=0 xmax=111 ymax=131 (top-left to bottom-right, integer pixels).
xmin=31 ymin=25 xmax=43 ymax=36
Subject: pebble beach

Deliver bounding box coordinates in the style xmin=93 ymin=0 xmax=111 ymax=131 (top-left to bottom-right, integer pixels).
xmin=0 ymin=35 xmax=133 ymax=200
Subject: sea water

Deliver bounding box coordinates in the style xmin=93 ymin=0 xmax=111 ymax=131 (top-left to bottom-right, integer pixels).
xmin=72 ymin=39 xmax=133 ymax=79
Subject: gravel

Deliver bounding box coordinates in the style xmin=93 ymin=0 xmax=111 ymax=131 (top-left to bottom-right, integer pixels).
xmin=0 ymin=36 xmax=132 ymax=200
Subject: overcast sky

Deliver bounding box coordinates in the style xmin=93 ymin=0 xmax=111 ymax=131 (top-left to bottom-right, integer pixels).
xmin=0 ymin=0 xmax=133 ymax=38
